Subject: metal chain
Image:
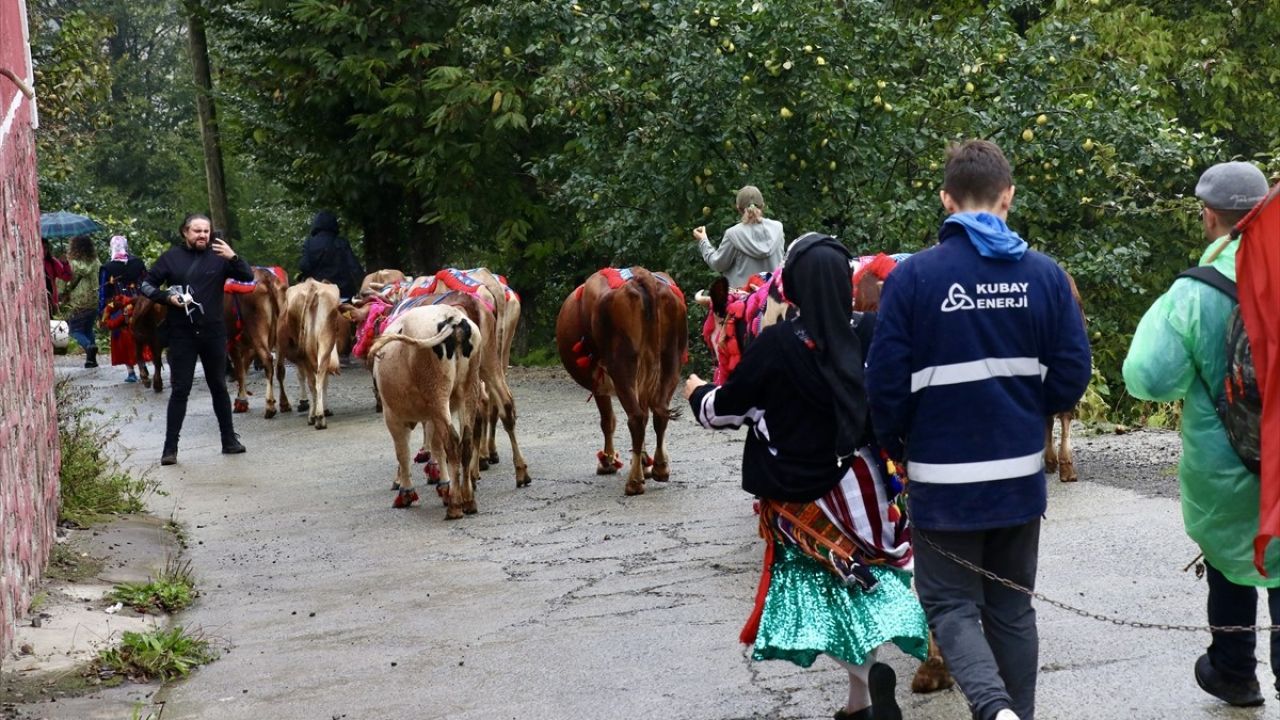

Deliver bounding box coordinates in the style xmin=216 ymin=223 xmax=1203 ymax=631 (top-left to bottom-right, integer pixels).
xmin=918 ymin=533 xmax=1280 ymax=633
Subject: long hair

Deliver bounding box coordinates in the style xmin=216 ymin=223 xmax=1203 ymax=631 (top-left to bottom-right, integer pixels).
xmin=180 ymin=213 xmax=211 ymax=235
xmin=68 ymin=234 xmax=95 ymax=262
xmin=736 ymin=185 xmax=766 ymax=225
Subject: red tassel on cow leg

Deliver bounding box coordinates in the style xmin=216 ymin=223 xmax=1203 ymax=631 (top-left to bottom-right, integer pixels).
xmin=575 ymin=355 xmax=592 ymax=368
xmin=424 ymin=458 xmax=441 ymax=483
xmin=233 ymin=398 xmax=249 ymax=413
xmin=392 ymin=488 xmax=419 ymax=508
xmin=740 ymin=541 xmax=774 ymax=645
xmin=414 ymin=449 xmax=430 ymax=464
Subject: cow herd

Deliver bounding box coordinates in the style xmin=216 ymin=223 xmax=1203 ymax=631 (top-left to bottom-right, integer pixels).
xmin=123 ymin=257 xmax=1079 ymax=525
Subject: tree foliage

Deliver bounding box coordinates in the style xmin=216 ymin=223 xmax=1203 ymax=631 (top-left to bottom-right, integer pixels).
xmin=33 ymin=0 xmax=1280 ymax=418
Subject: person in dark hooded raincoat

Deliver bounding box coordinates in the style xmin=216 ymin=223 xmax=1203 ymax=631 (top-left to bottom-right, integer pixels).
xmin=298 ymin=210 xmax=364 ymax=299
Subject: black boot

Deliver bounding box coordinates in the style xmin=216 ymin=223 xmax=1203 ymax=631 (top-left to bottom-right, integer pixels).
xmin=869 ymin=663 xmax=902 ymax=720
xmin=84 ymin=347 xmax=98 ymax=368
xmin=160 ymin=444 xmax=178 ymax=466
xmin=221 ymin=431 xmax=246 ymax=455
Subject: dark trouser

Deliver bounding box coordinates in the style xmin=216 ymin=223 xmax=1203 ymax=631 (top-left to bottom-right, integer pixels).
xmin=67 ymin=308 xmax=97 ymax=352
xmin=165 ymin=325 xmax=234 ymax=450
xmin=1206 ymin=560 xmax=1280 ymax=689
xmin=914 ymin=520 xmax=1041 ymax=720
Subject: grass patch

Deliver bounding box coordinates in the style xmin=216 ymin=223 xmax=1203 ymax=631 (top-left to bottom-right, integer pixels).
xmin=109 ymin=557 xmax=197 ymax=613
xmin=96 ymin=626 xmax=216 ymax=681
xmin=44 ymin=542 xmax=104 ymax=582
xmin=56 ymin=378 xmax=158 ymax=526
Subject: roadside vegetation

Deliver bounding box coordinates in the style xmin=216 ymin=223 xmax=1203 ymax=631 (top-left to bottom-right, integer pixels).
xmin=109 ymin=557 xmax=198 ymax=614
xmin=56 ymin=378 xmax=157 ymax=526
xmin=96 ymin=627 xmax=216 ymax=681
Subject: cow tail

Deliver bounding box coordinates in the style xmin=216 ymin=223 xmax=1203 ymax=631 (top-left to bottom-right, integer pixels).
xmin=368 ymin=323 xmax=456 ymax=359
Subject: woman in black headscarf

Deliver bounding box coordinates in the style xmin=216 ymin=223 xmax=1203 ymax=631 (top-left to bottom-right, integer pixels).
xmin=685 ymin=233 xmax=927 ymax=720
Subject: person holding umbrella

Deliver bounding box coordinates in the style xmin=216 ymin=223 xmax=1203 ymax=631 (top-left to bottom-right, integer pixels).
xmin=63 ymin=234 xmax=100 ymax=367
xmin=140 ymin=213 xmax=253 ymax=465
xmin=41 ymin=238 xmax=71 ymax=317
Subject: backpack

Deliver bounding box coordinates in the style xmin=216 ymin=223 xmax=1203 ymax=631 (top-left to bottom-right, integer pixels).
xmin=1177 ymin=265 xmax=1263 ymax=474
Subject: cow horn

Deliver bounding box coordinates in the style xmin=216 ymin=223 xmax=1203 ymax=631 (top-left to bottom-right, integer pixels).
xmin=693 ymin=290 xmax=713 ymax=307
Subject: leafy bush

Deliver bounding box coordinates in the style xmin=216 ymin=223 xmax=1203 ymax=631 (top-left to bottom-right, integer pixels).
xmin=56 ymin=378 xmax=157 ymax=526
xmin=96 ymin=626 xmax=215 ymax=681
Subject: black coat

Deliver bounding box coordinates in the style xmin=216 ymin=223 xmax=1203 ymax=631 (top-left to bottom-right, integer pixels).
xmin=299 ymin=211 xmax=363 ymax=298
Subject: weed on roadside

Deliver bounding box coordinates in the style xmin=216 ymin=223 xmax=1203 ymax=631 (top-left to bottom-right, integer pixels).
xmin=110 ymin=557 xmax=197 ymax=613
xmin=56 ymin=378 xmax=159 ymax=526
xmin=96 ymin=626 xmax=215 ymax=681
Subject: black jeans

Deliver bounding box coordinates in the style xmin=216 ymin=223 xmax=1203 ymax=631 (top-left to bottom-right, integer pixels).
xmin=913 ymin=520 xmax=1041 ymax=720
xmin=1206 ymin=560 xmax=1280 ymax=689
xmin=164 ymin=325 xmax=235 ymax=450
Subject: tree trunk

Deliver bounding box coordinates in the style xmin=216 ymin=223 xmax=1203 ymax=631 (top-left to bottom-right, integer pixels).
xmin=185 ymin=1 xmax=233 ymax=240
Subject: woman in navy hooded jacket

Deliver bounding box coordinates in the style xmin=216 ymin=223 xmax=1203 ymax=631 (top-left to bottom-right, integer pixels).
xmin=865 ymin=140 xmax=1090 ymax=720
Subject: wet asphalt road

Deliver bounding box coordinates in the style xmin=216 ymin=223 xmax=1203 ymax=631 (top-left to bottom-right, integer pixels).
xmin=34 ymin=356 xmax=1277 ymax=720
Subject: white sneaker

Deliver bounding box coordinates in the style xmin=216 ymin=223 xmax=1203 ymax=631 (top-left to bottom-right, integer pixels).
xmin=994 ymin=710 xmax=1021 ymax=720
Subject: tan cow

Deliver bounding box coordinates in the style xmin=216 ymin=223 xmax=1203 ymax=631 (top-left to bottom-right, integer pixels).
xmin=278 ymin=279 xmax=342 ymax=429
xmin=358 ymin=269 xmax=407 ymax=301
xmin=224 ymin=267 xmax=291 ymax=418
xmin=369 ymin=304 xmax=483 ymax=519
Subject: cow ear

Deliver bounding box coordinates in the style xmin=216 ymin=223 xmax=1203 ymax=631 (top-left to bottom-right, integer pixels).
xmin=709 ymin=277 xmax=730 ymax=318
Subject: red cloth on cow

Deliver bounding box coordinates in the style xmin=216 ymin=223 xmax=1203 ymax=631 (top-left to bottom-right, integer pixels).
xmin=1242 ymin=184 xmax=1280 ymax=575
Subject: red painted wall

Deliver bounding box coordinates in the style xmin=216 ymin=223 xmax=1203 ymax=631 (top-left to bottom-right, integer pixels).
xmin=0 ymin=0 xmax=60 ymax=662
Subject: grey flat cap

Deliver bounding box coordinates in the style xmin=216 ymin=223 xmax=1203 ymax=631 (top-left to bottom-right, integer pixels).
xmin=1196 ymin=161 xmax=1269 ymax=210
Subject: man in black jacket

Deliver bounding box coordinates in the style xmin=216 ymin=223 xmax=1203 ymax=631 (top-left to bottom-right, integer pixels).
xmin=141 ymin=213 xmax=255 ymax=465
xmin=299 ymin=210 xmax=363 ymax=299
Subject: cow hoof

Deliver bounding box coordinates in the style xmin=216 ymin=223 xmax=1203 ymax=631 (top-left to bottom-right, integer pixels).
xmin=280 ymin=402 xmax=292 ymax=413
xmin=314 ymin=418 xmax=327 ymax=430
xmin=391 ymin=481 xmax=400 ymax=491
xmin=488 ymin=452 xmax=500 ymax=465
xmin=298 ymin=399 xmax=311 ymax=413
xmin=307 ymin=415 xmax=316 ymax=426
xmin=515 ymin=467 xmax=532 ymax=488
xmin=464 ymin=501 xmax=478 ymax=515
xmin=1045 ymin=458 xmax=1059 ymax=475
xmin=596 ymin=465 xmax=618 ymax=476
xmin=910 ymin=659 xmax=955 ymax=694
xmin=1059 ymin=463 xmax=1078 ymax=483
xmin=324 ymin=408 xmax=333 ymax=417
xmin=233 ymin=398 xmax=249 ymax=413
xmin=651 ymin=463 xmax=670 ymax=482
xmin=392 ymin=489 xmax=419 ymax=508
xmin=478 ymin=458 xmax=490 ymax=471
xmin=414 ymin=449 xmax=430 ymax=464
xmin=624 ymin=479 xmax=646 ymax=496
xmin=445 ymin=507 xmax=465 ymax=520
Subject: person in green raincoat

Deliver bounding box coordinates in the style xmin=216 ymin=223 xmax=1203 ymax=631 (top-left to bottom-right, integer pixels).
xmin=1123 ymin=160 xmax=1277 ymax=708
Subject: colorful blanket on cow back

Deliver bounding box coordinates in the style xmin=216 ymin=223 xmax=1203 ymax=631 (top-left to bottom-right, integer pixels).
xmin=225 ymin=265 xmax=287 ymax=294
xmin=573 ymin=267 xmax=687 ymax=305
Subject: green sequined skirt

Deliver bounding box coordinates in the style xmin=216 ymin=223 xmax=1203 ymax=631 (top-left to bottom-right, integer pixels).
xmin=752 ymin=542 xmax=930 ymax=668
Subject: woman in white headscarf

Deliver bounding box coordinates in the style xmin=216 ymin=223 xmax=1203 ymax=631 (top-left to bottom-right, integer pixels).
xmin=98 ymin=235 xmax=148 ymax=382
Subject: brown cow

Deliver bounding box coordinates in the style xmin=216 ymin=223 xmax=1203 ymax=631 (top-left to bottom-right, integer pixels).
xmin=278 ymin=279 xmax=342 ymax=429
xmin=224 ymin=267 xmax=291 ymax=418
xmin=1045 ymin=271 xmax=1086 ymax=483
xmin=369 ymin=304 xmax=483 ymax=519
xmin=129 ymin=296 xmax=167 ymax=392
xmin=555 ymin=267 xmax=687 ymax=496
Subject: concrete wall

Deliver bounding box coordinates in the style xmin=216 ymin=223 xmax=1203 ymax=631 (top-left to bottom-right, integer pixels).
xmin=0 ymin=0 xmax=59 ymax=662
